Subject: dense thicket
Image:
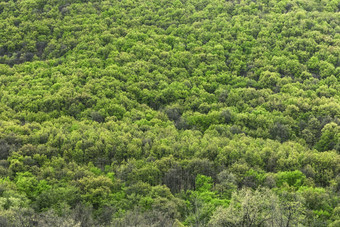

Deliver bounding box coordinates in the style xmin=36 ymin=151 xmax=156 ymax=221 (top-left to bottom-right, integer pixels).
xmin=0 ymin=0 xmax=339 ymax=226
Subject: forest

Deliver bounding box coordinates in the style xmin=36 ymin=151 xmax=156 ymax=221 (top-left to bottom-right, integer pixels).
xmin=0 ymin=0 xmax=339 ymax=226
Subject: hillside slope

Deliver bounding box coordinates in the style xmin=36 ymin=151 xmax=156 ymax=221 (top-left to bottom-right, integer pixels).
xmin=0 ymin=0 xmax=339 ymax=226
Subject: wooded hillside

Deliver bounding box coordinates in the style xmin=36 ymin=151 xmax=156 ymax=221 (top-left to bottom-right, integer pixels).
xmin=0 ymin=0 xmax=339 ymax=226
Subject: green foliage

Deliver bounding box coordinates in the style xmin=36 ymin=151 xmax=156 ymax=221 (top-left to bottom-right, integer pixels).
xmin=315 ymin=122 xmax=340 ymax=152
xmin=184 ymin=174 xmax=230 ymax=226
xmin=276 ymin=170 xmax=306 ymax=188
xmin=209 ymin=188 xmax=306 ymax=227
xmin=195 ymin=174 xmax=213 ymax=192
xmin=0 ymin=0 xmax=339 ymax=225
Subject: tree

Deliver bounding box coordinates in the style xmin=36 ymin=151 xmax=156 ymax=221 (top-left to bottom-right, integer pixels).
xmin=208 ymin=188 xmax=305 ymax=227
xmin=76 ymin=176 xmax=114 ymax=209
xmin=315 ymin=122 xmax=339 ymax=152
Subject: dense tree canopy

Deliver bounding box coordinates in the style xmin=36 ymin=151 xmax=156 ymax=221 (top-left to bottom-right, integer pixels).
xmin=0 ymin=0 xmax=339 ymax=226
